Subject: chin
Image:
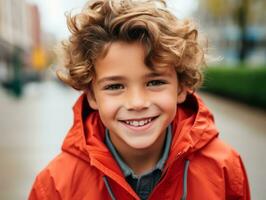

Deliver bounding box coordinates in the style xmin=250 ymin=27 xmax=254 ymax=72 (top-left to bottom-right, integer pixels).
xmin=125 ymin=135 xmax=159 ymax=150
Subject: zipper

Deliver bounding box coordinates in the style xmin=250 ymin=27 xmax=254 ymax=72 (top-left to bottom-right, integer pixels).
xmin=147 ymin=152 xmax=189 ymax=199
xmin=89 ymin=155 xmax=140 ymax=199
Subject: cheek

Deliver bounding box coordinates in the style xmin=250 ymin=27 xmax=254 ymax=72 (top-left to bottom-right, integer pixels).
xmin=97 ymin=96 xmax=121 ymax=120
xmin=154 ymin=90 xmax=177 ymax=115
xmin=158 ymin=91 xmax=177 ymax=103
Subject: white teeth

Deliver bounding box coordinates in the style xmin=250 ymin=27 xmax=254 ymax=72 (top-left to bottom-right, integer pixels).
xmin=124 ymin=118 xmax=154 ymax=127
xmin=132 ymin=121 xmax=139 ymax=126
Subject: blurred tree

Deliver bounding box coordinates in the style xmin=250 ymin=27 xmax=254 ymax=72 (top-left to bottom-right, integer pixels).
xmin=236 ymin=0 xmax=250 ymax=64
xmin=11 ymin=47 xmax=24 ymax=97
xmin=203 ymin=0 xmax=253 ymax=64
xmin=203 ymin=0 xmax=236 ymax=20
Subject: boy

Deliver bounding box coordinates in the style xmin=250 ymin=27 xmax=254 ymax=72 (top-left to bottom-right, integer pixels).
xmin=29 ymin=0 xmax=250 ymax=199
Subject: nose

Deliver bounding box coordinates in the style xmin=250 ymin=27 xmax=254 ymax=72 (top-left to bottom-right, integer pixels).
xmin=125 ymin=87 xmax=150 ymax=111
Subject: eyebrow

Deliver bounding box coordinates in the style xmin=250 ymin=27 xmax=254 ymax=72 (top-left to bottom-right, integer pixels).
xmin=144 ymin=72 xmax=168 ymax=78
xmin=97 ymin=71 xmax=170 ymax=85
xmin=97 ymin=76 xmax=126 ymax=85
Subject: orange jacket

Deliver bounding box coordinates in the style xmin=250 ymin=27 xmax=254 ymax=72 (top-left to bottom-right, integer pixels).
xmin=29 ymin=93 xmax=250 ymax=200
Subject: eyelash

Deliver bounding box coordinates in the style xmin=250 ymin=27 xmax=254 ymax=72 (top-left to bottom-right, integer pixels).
xmin=146 ymin=80 xmax=166 ymax=87
xmin=103 ymin=80 xmax=166 ymax=91
xmin=103 ymin=84 xmax=124 ymax=90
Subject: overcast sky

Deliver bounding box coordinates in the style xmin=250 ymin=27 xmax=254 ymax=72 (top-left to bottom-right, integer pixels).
xmin=26 ymin=0 xmax=198 ymax=39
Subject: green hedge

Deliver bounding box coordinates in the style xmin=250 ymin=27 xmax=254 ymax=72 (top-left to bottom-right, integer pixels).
xmin=202 ymin=66 xmax=266 ymax=109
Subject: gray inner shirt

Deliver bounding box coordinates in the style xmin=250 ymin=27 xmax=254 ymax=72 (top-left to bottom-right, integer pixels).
xmin=105 ymin=125 xmax=172 ymax=200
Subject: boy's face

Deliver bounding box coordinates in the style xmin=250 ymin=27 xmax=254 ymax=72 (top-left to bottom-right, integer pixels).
xmin=87 ymin=41 xmax=187 ymax=151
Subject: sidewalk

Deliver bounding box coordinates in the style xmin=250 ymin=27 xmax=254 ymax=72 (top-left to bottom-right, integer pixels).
xmin=0 ymin=81 xmax=80 ymax=200
xmin=200 ymin=92 xmax=266 ymax=200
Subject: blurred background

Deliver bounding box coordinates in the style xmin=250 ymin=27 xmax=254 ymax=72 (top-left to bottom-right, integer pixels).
xmin=0 ymin=0 xmax=265 ymax=199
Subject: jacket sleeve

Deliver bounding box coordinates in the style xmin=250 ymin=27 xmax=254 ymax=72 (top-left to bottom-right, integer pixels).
xmin=225 ymin=154 xmax=250 ymax=200
xmin=28 ymin=170 xmax=62 ymax=200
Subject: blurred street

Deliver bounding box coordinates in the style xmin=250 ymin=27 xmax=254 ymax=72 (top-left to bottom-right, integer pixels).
xmin=0 ymin=81 xmax=80 ymax=200
xmin=0 ymin=81 xmax=265 ymax=200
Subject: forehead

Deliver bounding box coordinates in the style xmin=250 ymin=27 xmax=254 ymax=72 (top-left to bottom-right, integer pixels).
xmin=94 ymin=41 xmax=174 ymax=79
xmin=95 ymin=41 xmax=145 ymax=68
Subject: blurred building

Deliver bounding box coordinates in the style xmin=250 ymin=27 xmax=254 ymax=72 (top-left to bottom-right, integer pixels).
xmin=0 ymin=0 xmax=57 ymax=96
xmin=0 ymin=0 xmax=30 ymax=85
xmin=0 ymin=0 xmax=32 ymax=49
xmin=0 ymin=0 xmax=34 ymax=92
xmin=193 ymin=0 xmax=266 ymax=65
xmin=28 ymin=4 xmax=41 ymax=47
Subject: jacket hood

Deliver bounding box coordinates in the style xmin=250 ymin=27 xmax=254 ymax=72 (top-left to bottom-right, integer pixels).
xmin=62 ymin=92 xmax=218 ymax=173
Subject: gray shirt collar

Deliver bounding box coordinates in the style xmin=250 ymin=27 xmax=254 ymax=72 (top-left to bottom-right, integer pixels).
xmin=105 ymin=125 xmax=172 ymax=177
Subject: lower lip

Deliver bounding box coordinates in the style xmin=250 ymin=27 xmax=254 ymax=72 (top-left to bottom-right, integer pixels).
xmin=120 ymin=117 xmax=158 ymax=132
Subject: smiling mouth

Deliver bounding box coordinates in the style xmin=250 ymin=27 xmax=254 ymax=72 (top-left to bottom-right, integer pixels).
xmin=119 ymin=116 xmax=159 ymax=127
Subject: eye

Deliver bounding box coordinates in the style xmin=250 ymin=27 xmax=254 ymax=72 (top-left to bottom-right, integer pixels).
xmin=147 ymin=80 xmax=166 ymax=87
xmin=103 ymin=84 xmax=124 ymax=90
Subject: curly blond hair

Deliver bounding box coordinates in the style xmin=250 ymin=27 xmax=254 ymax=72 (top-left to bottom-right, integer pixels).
xmin=56 ymin=0 xmax=206 ymax=90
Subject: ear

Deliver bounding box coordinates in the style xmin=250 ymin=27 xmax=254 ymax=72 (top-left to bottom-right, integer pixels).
xmin=85 ymin=89 xmax=98 ymax=110
xmin=177 ymin=86 xmax=187 ymax=104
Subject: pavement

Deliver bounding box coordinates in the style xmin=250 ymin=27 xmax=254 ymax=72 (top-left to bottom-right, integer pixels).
xmin=0 ymin=81 xmax=265 ymax=199
xmin=200 ymin=92 xmax=266 ymax=200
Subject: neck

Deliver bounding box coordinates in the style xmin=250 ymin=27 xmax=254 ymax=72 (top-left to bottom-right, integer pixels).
xmin=111 ymin=132 xmax=167 ymax=176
